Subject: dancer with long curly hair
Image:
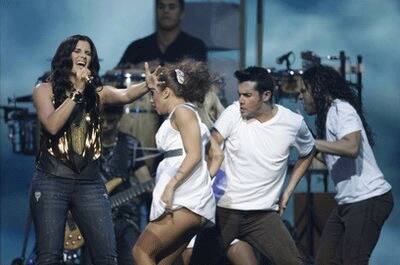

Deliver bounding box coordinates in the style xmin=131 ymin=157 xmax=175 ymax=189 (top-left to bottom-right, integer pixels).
xmin=300 ymin=65 xmax=393 ymax=265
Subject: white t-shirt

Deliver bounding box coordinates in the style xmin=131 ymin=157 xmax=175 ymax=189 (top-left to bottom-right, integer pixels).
xmin=213 ymin=102 xmax=314 ymax=211
xmin=324 ymin=99 xmax=391 ymax=204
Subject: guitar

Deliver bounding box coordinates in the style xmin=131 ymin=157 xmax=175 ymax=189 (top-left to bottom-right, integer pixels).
xmin=64 ymin=178 xmax=154 ymax=250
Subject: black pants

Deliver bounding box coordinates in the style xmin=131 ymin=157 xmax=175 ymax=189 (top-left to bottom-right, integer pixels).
xmin=190 ymin=207 xmax=303 ymax=265
xmin=315 ymin=191 xmax=393 ymax=265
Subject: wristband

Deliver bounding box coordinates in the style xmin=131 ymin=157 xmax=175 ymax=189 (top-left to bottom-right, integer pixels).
xmin=70 ymin=91 xmax=83 ymax=104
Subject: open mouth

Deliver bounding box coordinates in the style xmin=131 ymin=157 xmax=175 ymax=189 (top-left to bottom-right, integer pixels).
xmin=77 ymin=61 xmax=86 ymax=67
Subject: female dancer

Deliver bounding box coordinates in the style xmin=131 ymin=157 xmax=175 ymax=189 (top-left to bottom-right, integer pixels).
xmin=31 ymin=34 xmax=159 ymax=264
xmin=132 ymin=59 xmax=222 ymax=265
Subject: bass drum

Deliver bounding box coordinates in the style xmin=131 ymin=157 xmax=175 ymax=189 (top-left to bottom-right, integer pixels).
xmin=102 ymin=68 xmax=160 ymax=175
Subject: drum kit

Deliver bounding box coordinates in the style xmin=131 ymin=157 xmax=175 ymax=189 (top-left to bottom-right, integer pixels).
xmin=271 ymin=68 xmax=304 ymax=102
xmin=103 ymin=67 xmax=161 ymax=173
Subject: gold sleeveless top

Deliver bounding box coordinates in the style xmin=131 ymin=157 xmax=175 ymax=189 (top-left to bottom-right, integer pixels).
xmin=38 ymin=98 xmax=102 ymax=175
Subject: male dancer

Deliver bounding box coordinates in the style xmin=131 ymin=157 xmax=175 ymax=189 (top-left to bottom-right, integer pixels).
xmin=210 ymin=66 xmax=315 ymax=265
xmin=299 ymin=65 xmax=393 ymax=265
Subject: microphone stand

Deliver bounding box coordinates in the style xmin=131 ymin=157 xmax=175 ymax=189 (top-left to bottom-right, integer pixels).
xmin=282 ymin=56 xmax=292 ymax=71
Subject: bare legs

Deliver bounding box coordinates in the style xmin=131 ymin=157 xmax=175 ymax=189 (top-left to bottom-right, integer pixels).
xmin=133 ymin=208 xmax=202 ymax=265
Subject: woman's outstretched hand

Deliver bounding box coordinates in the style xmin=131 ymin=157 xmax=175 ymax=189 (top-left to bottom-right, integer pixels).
xmin=144 ymin=62 xmax=164 ymax=90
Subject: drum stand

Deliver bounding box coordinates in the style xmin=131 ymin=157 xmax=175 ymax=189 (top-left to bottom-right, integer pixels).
xmin=294 ymin=169 xmax=329 ymax=259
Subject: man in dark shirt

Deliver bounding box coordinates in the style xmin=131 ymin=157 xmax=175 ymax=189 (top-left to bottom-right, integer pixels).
xmin=115 ymin=0 xmax=208 ymax=176
xmin=117 ymin=0 xmax=207 ymax=68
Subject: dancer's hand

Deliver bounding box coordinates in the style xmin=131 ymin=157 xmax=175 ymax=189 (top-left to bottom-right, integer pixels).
xmin=144 ymin=62 xmax=164 ymax=90
xmin=161 ymin=184 xmax=175 ymax=214
xmin=278 ymin=193 xmax=290 ymax=216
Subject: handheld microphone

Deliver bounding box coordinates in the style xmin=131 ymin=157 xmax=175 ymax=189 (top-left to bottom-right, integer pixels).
xmin=84 ymin=75 xmax=96 ymax=89
xmin=84 ymin=76 xmax=93 ymax=84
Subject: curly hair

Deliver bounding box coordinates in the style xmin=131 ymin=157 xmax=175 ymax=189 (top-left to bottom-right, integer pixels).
xmin=302 ymin=65 xmax=374 ymax=146
xmin=50 ymin=35 xmax=102 ymax=128
xmin=158 ymin=59 xmax=218 ymax=104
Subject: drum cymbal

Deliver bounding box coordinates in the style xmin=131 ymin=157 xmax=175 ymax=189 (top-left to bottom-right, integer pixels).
xmin=104 ymin=68 xmax=144 ymax=76
xmin=115 ymin=60 xmax=161 ymax=71
xmin=102 ymin=67 xmax=146 ymax=87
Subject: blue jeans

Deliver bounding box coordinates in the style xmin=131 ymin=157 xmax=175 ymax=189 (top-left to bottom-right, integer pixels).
xmin=29 ymin=170 xmax=117 ymax=265
xmin=82 ymin=218 xmax=141 ymax=265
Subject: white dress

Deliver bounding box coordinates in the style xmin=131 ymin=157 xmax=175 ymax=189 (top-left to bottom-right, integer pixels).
xmin=149 ymin=103 xmax=216 ymax=224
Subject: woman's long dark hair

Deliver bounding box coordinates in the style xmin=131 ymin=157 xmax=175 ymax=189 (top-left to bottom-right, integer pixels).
xmin=302 ymin=65 xmax=374 ymax=146
xmin=50 ymin=35 xmax=102 ymax=127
